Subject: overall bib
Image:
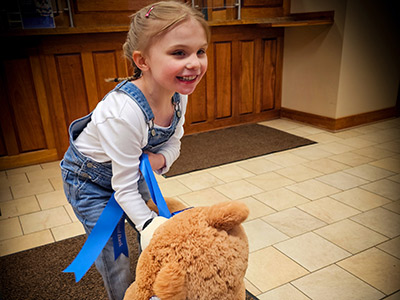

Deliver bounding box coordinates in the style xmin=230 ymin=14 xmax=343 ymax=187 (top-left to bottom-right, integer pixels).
xmin=60 ymin=80 xmax=181 ymax=300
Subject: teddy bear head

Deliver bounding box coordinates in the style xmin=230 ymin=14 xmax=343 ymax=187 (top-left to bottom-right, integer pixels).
xmin=124 ymin=201 xmax=249 ymax=300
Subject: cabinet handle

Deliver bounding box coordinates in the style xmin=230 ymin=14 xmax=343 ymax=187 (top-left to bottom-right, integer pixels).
xmin=65 ymin=0 xmax=74 ymax=27
xmin=236 ymin=0 xmax=241 ymax=20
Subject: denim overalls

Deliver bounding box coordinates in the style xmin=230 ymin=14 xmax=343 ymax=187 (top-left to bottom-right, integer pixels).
xmin=60 ymin=80 xmax=181 ymax=300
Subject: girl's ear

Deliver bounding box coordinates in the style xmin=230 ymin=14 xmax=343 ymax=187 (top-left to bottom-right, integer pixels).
xmin=132 ymin=51 xmax=149 ymax=71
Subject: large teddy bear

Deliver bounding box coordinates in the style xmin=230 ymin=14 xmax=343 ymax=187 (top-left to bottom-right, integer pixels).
xmin=124 ymin=199 xmax=249 ymax=300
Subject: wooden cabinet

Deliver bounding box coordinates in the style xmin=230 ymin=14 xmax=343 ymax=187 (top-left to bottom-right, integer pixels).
xmin=0 ymin=0 xmax=333 ymax=170
xmin=0 ymin=25 xmax=283 ymax=169
xmin=185 ymin=25 xmax=283 ymax=134
xmin=0 ymin=33 xmax=130 ymax=169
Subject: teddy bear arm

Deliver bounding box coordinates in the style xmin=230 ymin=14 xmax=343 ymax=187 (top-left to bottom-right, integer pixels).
xmin=153 ymin=262 xmax=186 ymax=300
xmin=123 ymin=281 xmax=152 ymax=300
xmin=235 ymin=280 xmax=247 ymax=300
xmin=147 ymin=198 xmax=187 ymax=215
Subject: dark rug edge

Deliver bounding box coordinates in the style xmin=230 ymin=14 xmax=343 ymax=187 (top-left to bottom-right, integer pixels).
xmin=165 ymin=123 xmax=316 ymax=178
xmin=0 ymin=230 xmax=260 ymax=300
xmin=166 ymin=141 xmax=315 ymax=178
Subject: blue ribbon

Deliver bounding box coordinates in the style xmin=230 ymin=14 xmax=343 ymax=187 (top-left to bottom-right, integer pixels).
xmin=63 ymin=194 xmax=128 ymax=282
xmin=139 ymin=154 xmax=171 ymax=218
xmin=63 ymin=154 xmax=171 ymax=282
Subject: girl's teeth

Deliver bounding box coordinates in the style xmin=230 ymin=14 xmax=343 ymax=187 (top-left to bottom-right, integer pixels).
xmin=179 ymin=76 xmax=196 ymax=81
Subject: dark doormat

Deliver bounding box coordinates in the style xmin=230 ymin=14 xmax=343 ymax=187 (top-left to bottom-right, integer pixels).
xmin=166 ymin=123 xmax=316 ymax=177
xmin=0 ymin=225 xmax=259 ymax=300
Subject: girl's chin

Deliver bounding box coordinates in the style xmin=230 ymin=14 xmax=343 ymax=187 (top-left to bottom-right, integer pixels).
xmin=175 ymin=81 xmax=200 ymax=95
xmin=176 ymin=86 xmax=198 ymax=95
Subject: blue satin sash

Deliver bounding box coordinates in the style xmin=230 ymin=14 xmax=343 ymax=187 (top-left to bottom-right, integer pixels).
xmin=63 ymin=153 xmax=170 ymax=282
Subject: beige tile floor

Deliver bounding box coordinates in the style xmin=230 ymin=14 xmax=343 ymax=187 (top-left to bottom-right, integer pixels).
xmin=1 ymin=118 xmax=400 ymax=299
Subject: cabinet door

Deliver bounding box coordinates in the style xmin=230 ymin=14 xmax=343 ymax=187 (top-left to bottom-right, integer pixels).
xmin=0 ymin=55 xmax=58 ymax=169
xmin=42 ymin=33 xmax=130 ymax=158
xmin=184 ymin=26 xmax=283 ymax=134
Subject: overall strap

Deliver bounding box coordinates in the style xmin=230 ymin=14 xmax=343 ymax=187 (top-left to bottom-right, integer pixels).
xmin=114 ymin=80 xmax=155 ymax=133
xmin=114 ymin=80 xmax=182 ymax=138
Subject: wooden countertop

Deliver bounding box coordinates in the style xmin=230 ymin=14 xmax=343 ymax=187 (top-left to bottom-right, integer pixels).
xmin=2 ymin=11 xmax=334 ymax=37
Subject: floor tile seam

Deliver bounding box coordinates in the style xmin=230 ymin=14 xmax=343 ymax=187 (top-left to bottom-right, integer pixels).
xmin=17 ymin=205 xmax=74 ymax=236
xmin=246 ymin=245 xmax=312 ymax=292
xmin=245 ymin=216 xmax=292 ymax=243
xmin=173 ymin=172 xmax=225 ymax=191
xmin=358 ymin=183 xmax=400 ymax=202
xmin=349 ymin=213 xmax=400 ymax=238
xmin=256 ymin=156 xmax=290 ymax=170
xmin=289 ymin=263 xmax=384 ymax=299
xmin=260 ymin=206 xmax=328 ymax=236
xmin=63 ymin=204 xmax=78 ymax=223
xmin=248 ymin=191 xmax=285 ymax=212
xmin=297 ymin=193 xmax=364 ymax=216
xmin=273 ymin=230 xmax=353 ymax=262
xmin=49 ymin=225 xmax=57 ymax=243
xmin=343 ymin=163 xmax=397 ymax=179
xmin=172 ymin=186 xmax=230 ymax=200
xmin=381 ymin=203 xmax=400 ymax=215
xmin=0 ymin=173 xmax=30 ymax=189
xmin=357 ymin=203 xmax=400 ymax=216
xmin=269 ymin=244 xmax=316 ymax=273
xmin=311 ymin=224 xmax=391 ymax=256
xmin=242 ymin=171 xmax=298 ymax=188
xmin=9 ymin=176 xmax=54 ymax=188
xmin=369 ymin=162 xmax=400 ymax=176
xmin=286 ymin=282 xmax=312 ymax=300
xmin=0 ymin=229 xmax=56 ymax=257
xmin=275 ymin=183 xmax=321 ymax=202
xmin=333 ymin=262 xmax=389 ymax=297
xmin=273 ymin=166 xmax=325 ymax=183
xmin=286 ymin=181 xmax=348 ymax=204
xmin=258 ymin=281 xmax=311 ymax=299
xmin=5 ymin=185 xmax=14 ymax=201
xmin=8 ymin=183 xmax=56 ymax=201
xmin=313 ymin=173 xmax=390 ymax=193
xmin=17 ymin=214 xmax=25 ymax=237
xmin=243 ymin=276 xmax=264 ymax=296
xmin=0 ymin=195 xmax=43 ymax=221
xmin=383 ymin=291 xmax=400 ymax=299
xmin=252 ymin=196 xmax=280 ymax=216
xmin=0 ymin=216 xmax=24 ymax=242
xmin=298 ymin=160 xmax=351 ymax=175
xmin=374 ymin=237 xmax=400 ymax=261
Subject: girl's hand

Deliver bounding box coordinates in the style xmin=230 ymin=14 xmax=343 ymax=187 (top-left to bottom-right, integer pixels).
xmin=144 ymin=151 xmax=166 ymax=171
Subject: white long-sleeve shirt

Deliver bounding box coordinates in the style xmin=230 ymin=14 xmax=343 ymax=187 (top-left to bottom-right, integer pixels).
xmin=74 ymin=89 xmax=187 ymax=231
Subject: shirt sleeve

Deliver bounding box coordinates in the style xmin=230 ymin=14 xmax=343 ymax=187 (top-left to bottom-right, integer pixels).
xmin=92 ymin=93 xmax=157 ymax=231
xmin=156 ymin=94 xmax=188 ymax=174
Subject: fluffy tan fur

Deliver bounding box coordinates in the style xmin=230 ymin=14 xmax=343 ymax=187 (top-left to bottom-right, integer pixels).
xmin=124 ymin=200 xmax=249 ymax=300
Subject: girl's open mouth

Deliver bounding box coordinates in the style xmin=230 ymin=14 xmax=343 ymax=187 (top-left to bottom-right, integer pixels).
xmin=177 ymin=75 xmax=198 ymax=82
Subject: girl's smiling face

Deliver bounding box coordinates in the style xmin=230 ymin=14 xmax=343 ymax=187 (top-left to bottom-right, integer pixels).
xmin=144 ymin=18 xmax=208 ymax=96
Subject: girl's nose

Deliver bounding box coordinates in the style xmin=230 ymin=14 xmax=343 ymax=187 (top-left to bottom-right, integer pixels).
xmin=186 ymin=55 xmax=201 ymax=70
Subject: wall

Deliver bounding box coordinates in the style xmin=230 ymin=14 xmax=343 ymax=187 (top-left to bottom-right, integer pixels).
xmin=282 ymin=0 xmax=400 ymax=120
xmin=336 ymin=0 xmax=400 ymax=118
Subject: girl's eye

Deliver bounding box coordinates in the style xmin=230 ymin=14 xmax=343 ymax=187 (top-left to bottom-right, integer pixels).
xmin=172 ymin=51 xmax=185 ymax=56
xmin=197 ymin=49 xmax=206 ymax=56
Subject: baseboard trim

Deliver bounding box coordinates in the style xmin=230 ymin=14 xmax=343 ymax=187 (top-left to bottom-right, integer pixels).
xmin=0 ymin=149 xmax=58 ymax=171
xmin=280 ymin=107 xmax=398 ymax=131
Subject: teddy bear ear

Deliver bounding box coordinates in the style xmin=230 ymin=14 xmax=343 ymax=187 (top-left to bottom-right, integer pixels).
xmin=154 ymin=263 xmax=186 ymax=300
xmin=206 ymin=201 xmax=249 ymax=231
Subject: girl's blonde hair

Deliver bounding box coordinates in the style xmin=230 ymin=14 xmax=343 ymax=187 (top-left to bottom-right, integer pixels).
xmin=113 ymin=1 xmax=210 ymax=82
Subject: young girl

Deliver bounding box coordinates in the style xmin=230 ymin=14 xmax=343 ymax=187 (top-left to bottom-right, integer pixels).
xmin=60 ymin=2 xmax=209 ymax=299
